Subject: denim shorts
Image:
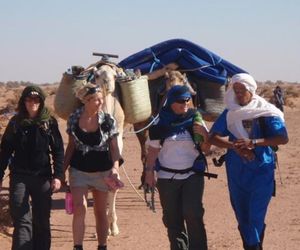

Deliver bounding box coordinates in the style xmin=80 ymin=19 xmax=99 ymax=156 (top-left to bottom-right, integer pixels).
xmin=69 ymin=167 xmax=111 ymax=192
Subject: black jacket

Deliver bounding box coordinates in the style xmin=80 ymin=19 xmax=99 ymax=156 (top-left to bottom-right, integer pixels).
xmin=0 ymin=116 xmax=64 ymax=180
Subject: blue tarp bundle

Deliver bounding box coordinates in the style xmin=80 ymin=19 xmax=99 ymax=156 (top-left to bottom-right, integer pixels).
xmin=119 ymin=39 xmax=247 ymax=84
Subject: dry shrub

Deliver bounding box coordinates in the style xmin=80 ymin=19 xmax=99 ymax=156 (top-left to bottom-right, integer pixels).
xmin=44 ymin=86 xmax=57 ymax=96
xmin=6 ymin=82 xmax=20 ymax=88
xmin=282 ymin=84 xmax=300 ymax=108
xmin=285 ymin=98 xmax=296 ymax=108
xmin=0 ymin=112 xmax=12 ymax=136
xmin=0 ymin=104 xmax=15 ymax=116
xmin=257 ymin=83 xmax=300 ymax=108
xmin=285 ymin=85 xmax=300 ymax=98
xmin=257 ymin=87 xmax=273 ymax=100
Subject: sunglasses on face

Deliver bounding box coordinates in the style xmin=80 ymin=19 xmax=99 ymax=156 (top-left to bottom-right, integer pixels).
xmin=175 ymin=98 xmax=191 ymax=104
xmin=25 ymin=97 xmax=40 ymax=103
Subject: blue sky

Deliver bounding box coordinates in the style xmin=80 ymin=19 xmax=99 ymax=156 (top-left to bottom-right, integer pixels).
xmin=0 ymin=0 xmax=299 ymax=83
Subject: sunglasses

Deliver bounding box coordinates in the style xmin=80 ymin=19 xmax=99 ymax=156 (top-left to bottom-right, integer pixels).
xmin=84 ymin=86 xmax=101 ymax=97
xmin=175 ymin=98 xmax=191 ymax=104
xmin=25 ymin=97 xmax=40 ymax=103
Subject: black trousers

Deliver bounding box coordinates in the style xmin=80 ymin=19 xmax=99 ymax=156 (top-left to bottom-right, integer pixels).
xmin=9 ymin=174 xmax=52 ymax=250
xmin=157 ymin=174 xmax=208 ymax=250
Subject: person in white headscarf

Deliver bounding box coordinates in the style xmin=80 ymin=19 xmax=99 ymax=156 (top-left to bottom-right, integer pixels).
xmin=209 ymin=73 xmax=288 ymax=250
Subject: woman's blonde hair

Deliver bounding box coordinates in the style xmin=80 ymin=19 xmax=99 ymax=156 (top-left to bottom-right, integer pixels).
xmin=75 ymin=83 xmax=103 ymax=103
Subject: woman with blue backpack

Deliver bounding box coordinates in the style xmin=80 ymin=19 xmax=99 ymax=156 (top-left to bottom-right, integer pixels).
xmin=145 ymin=85 xmax=210 ymax=250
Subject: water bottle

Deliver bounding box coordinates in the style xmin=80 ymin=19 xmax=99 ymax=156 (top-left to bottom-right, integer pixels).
xmin=65 ymin=186 xmax=73 ymax=215
xmin=193 ymin=111 xmax=204 ymax=144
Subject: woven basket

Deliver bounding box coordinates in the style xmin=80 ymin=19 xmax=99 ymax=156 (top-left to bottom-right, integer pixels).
xmin=195 ymin=80 xmax=226 ymax=121
xmin=119 ymin=76 xmax=152 ymax=123
xmin=54 ymin=73 xmax=86 ymax=120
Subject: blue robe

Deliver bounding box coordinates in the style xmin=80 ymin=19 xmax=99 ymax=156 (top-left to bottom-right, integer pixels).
xmin=210 ymin=109 xmax=288 ymax=246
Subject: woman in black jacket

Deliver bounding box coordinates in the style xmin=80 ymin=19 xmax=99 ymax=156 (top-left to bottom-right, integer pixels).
xmin=0 ymin=85 xmax=64 ymax=250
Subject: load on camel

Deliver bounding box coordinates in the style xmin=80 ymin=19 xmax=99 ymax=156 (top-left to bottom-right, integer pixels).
xmin=118 ymin=38 xmax=247 ymax=182
xmin=54 ymin=39 xmax=247 ymax=235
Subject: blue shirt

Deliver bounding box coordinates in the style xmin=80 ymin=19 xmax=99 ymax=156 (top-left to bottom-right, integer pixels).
xmin=210 ymin=110 xmax=288 ymax=189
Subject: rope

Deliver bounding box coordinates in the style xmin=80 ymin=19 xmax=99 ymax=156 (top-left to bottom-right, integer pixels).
xmin=149 ymin=51 xmax=165 ymax=73
xmin=179 ymin=64 xmax=212 ymax=72
xmin=120 ymin=165 xmax=145 ymax=202
xmin=123 ymin=113 xmax=159 ymax=135
xmin=179 ymin=57 xmax=223 ymax=73
xmin=123 ymin=98 xmax=168 ymax=135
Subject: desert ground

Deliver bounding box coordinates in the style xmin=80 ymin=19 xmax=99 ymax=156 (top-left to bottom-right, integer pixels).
xmin=0 ymin=83 xmax=299 ymax=250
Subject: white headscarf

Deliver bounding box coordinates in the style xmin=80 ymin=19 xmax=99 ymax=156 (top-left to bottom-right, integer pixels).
xmin=224 ymin=73 xmax=284 ymax=139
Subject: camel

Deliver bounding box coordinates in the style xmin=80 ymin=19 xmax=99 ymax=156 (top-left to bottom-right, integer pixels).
xmin=93 ymin=64 xmax=125 ymax=236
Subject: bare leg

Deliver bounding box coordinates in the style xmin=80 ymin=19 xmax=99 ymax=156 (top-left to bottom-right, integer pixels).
xmin=107 ymin=190 xmax=119 ymax=236
xmin=71 ymin=187 xmax=88 ymax=246
xmin=93 ymin=189 xmax=109 ymax=246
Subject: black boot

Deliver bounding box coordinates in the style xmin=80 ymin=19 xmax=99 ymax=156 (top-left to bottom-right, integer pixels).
xmin=98 ymin=245 xmax=107 ymax=250
xmin=73 ymin=245 xmax=83 ymax=250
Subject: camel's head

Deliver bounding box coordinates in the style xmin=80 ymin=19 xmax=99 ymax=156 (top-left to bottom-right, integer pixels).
xmin=94 ymin=64 xmax=117 ymax=94
xmin=165 ymin=71 xmax=196 ymax=95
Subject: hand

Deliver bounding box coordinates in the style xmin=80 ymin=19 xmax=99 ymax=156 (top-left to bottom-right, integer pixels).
xmin=234 ymin=138 xmax=254 ymax=150
xmin=104 ymin=169 xmax=124 ymax=191
xmin=144 ymin=169 xmax=156 ymax=188
xmin=111 ymin=167 xmax=119 ymax=177
xmin=51 ymin=178 xmax=61 ymax=193
xmin=193 ymin=123 xmax=209 ymax=148
xmin=193 ymin=123 xmax=208 ymax=141
xmin=234 ymin=148 xmax=255 ymax=161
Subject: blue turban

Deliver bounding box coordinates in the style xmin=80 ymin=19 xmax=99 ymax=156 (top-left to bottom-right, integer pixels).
xmin=166 ymin=85 xmax=191 ymax=107
xmin=151 ymin=85 xmax=194 ymax=139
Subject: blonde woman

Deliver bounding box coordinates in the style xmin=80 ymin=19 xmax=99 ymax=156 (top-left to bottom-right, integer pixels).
xmin=63 ymin=83 xmax=123 ymax=250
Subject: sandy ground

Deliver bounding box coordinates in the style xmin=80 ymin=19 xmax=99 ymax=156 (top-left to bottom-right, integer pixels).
xmin=0 ymin=89 xmax=299 ymax=250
